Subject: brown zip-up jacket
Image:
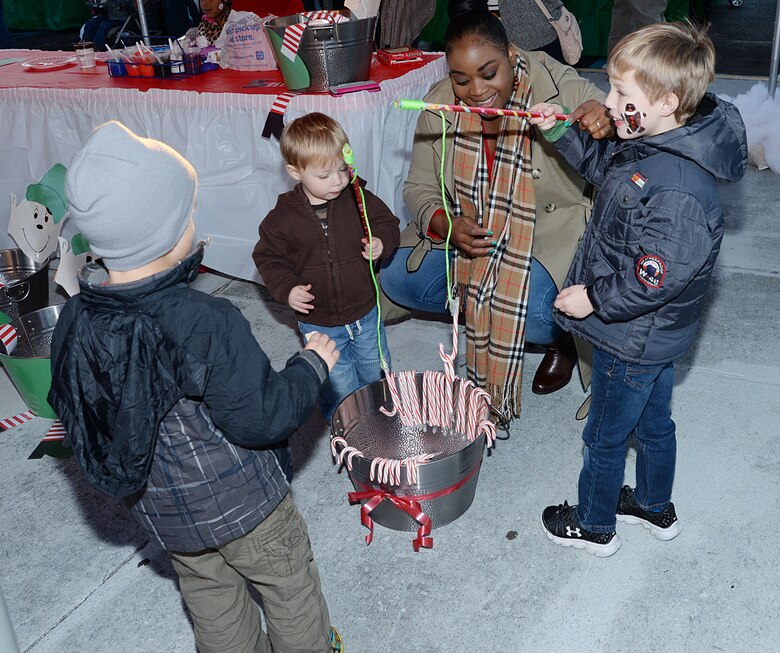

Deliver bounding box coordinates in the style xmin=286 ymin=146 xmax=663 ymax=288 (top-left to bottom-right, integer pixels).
xmin=253 ymin=180 xmax=400 ymax=327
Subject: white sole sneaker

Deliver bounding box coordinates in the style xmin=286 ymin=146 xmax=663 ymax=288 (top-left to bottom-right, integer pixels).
xmin=617 ymin=513 xmax=682 ymax=541
xmin=541 ymin=515 xmax=623 ymax=557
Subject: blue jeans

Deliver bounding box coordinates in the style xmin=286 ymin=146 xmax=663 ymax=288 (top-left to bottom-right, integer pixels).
xmin=297 ymin=306 xmax=389 ymax=423
xmin=381 ymin=247 xmax=563 ymax=344
xmin=576 ymin=348 xmax=676 ymax=533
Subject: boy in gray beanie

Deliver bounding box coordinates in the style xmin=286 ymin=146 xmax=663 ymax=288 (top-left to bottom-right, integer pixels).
xmin=49 ymin=121 xmax=345 ymax=652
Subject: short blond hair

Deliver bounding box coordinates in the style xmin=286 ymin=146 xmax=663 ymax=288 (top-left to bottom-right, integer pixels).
xmin=279 ymin=112 xmax=349 ymax=169
xmin=608 ymin=22 xmax=715 ymax=124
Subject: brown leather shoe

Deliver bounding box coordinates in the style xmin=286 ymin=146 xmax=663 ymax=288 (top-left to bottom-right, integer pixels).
xmin=532 ymin=333 xmax=577 ymax=395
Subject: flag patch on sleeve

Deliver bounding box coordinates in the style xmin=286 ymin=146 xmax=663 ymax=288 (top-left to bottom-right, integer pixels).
xmin=636 ymin=254 xmax=665 ymax=288
xmin=630 ymin=171 xmax=647 ymax=188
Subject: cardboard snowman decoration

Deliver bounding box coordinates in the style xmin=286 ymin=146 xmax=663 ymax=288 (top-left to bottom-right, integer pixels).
xmin=54 ymin=234 xmax=93 ymax=297
xmin=8 ymin=164 xmax=68 ymax=263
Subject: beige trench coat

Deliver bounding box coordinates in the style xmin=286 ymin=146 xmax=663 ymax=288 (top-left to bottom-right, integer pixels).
xmin=398 ymin=50 xmax=606 ymax=388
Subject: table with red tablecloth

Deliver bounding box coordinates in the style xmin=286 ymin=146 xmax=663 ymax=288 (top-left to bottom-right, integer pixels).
xmin=0 ymin=50 xmax=447 ymax=281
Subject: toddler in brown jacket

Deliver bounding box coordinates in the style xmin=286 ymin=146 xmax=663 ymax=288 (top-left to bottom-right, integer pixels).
xmin=253 ymin=112 xmax=400 ymax=422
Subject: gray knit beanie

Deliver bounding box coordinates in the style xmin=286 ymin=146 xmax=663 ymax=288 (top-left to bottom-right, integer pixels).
xmin=65 ymin=121 xmax=197 ymax=271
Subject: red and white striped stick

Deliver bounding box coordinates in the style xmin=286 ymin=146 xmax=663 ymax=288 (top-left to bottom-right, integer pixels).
xmin=394 ymin=98 xmax=570 ymax=122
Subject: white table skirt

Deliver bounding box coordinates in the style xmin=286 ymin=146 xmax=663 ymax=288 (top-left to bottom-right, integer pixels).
xmin=0 ymin=56 xmax=448 ymax=281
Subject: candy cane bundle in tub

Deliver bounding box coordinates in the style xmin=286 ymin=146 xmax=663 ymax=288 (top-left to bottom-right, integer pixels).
xmin=330 ymin=332 xmax=496 ymax=551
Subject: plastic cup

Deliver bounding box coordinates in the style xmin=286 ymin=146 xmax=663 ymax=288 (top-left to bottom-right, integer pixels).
xmin=73 ymin=41 xmax=96 ymax=69
xmin=106 ymin=59 xmax=126 ymax=77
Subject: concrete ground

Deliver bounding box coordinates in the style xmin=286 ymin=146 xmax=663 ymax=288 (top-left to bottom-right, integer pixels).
xmin=1 ymin=72 xmax=778 ymax=652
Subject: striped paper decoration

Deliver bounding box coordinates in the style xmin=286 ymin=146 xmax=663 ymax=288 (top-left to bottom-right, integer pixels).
xmin=0 ymin=323 xmax=17 ymax=354
xmin=0 ymin=410 xmax=35 ymax=431
xmin=279 ymin=11 xmax=345 ymax=61
xmin=280 ymin=22 xmax=307 ymax=61
xmin=28 ymin=420 xmax=73 ymax=459
xmin=262 ymin=92 xmax=296 ymax=141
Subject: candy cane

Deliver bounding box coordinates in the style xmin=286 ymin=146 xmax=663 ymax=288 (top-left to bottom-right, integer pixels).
xmin=347 ymin=448 xmax=363 ymax=470
xmin=403 ymin=453 xmax=435 ymax=485
xmin=331 ymin=436 xmax=364 ymax=470
xmin=371 ymin=456 xmax=401 ymax=485
xmin=394 ymin=99 xmax=570 ymax=122
xmin=478 ymin=419 xmax=497 ymax=448
xmin=468 ymin=387 xmax=491 ymax=442
xmin=380 ymin=372 xmax=401 ymax=418
xmin=342 ymin=144 xmax=370 ymax=239
xmin=397 ymin=371 xmax=422 ymax=426
xmin=330 ymin=436 xmax=348 ymax=457
xmin=426 ymin=371 xmax=445 ymax=429
xmin=455 ymin=379 xmax=469 ymax=434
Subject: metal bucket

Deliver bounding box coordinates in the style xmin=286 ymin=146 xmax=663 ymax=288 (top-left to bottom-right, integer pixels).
xmin=0 ymin=249 xmax=51 ymax=322
xmin=0 ymin=304 xmax=63 ymax=418
xmin=331 ymin=374 xmax=485 ymax=532
xmin=265 ymin=11 xmax=377 ymax=92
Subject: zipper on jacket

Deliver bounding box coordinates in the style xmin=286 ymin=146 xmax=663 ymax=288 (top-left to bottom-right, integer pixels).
xmin=322 ymin=204 xmax=340 ymax=320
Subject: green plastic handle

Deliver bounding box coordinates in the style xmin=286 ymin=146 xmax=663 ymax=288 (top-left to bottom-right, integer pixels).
xmin=342 ymin=143 xmax=355 ymax=166
xmin=394 ymin=99 xmax=426 ymax=110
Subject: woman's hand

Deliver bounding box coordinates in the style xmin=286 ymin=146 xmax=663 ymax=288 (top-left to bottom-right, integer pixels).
xmin=429 ymin=211 xmax=494 ymax=258
xmin=570 ymin=99 xmax=615 ymax=140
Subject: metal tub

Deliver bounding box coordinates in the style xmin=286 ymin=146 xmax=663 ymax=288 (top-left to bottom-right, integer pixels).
xmin=266 ymin=11 xmax=377 ymax=92
xmin=0 ymin=249 xmax=50 ymax=322
xmin=332 ymin=374 xmax=485 ymax=532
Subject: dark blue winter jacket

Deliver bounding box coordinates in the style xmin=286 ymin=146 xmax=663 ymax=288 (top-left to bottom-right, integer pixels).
xmin=552 ymin=94 xmax=747 ymax=364
xmin=49 ymin=246 xmax=330 ymax=551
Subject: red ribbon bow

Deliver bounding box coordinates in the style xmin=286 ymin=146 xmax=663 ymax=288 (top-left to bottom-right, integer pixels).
xmin=348 ymin=489 xmax=433 ymax=551
xmin=347 ymin=461 xmax=481 ymax=551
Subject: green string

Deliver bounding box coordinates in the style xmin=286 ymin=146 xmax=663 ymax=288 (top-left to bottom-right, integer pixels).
xmin=342 ymin=142 xmax=388 ymax=372
xmin=439 ymin=111 xmax=454 ymax=309
xmin=355 ymin=180 xmax=388 ymax=372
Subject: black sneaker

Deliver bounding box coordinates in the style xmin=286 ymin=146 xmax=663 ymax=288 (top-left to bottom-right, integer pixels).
xmin=616 ymin=486 xmax=681 ymax=541
xmin=541 ymin=501 xmax=621 ymax=557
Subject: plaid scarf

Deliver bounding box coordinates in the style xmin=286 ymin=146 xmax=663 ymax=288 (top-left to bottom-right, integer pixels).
xmin=452 ymin=55 xmax=535 ymax=419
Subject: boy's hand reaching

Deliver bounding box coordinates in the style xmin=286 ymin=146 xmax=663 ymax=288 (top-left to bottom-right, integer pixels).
xmin=288 ymin=284 xmax=315 ymax=314
xmin=303 ymin=332 xmax=340 ymax=373
xmin=529 ymin=102 xmax=564 ymax=131
xmin=361 ymin=237 xmax=383 ymax=261
xmin=554 ymin=285 xmax=594 ymax=319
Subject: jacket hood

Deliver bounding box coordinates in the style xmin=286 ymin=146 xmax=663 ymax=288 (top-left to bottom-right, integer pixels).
xmin=78 ymin=243 xmax=205 ymax=311
xmin=625 ymin=93 xmax=748 ymax=183
xmin=49 ymin=244 xmax=207 ymax=497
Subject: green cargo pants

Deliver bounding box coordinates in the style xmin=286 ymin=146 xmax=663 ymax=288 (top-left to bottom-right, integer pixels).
xmin=169 ymin=493 xmax=332 ymax=653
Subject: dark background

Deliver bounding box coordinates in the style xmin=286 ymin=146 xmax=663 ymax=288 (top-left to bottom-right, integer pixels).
xmin=3 ymin=0 xmax=777 ymax=77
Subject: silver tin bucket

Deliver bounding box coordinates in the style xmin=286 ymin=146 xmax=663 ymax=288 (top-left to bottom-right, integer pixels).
xmin=332 ymin=374 xmax=485 ymax=532
xmin=0 ymin=249 xmax=50 ymax=322
xmin=266 ymin=11 xmax=377 ymax=92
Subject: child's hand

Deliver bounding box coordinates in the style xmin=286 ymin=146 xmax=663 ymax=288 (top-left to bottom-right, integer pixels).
xmin=288 ymin=284 xmax=315 ymax=314
xmin=554 ymin=285 xmax=594 ymax=319
xmin=361 ymin=237 xmax=383 ymax=261
xmin=303 ymin=332 xmax=340 ymax=373
xmin=529 ymin=102 xmax=564 ymax=131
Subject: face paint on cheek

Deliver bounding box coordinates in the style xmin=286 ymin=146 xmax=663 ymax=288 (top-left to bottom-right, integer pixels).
xmin=622 ymin=103 xmax=646 ymax=134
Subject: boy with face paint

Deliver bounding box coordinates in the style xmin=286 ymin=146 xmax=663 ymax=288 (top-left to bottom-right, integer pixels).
xmin=528 ymin=22 xmax=748 ymax=556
